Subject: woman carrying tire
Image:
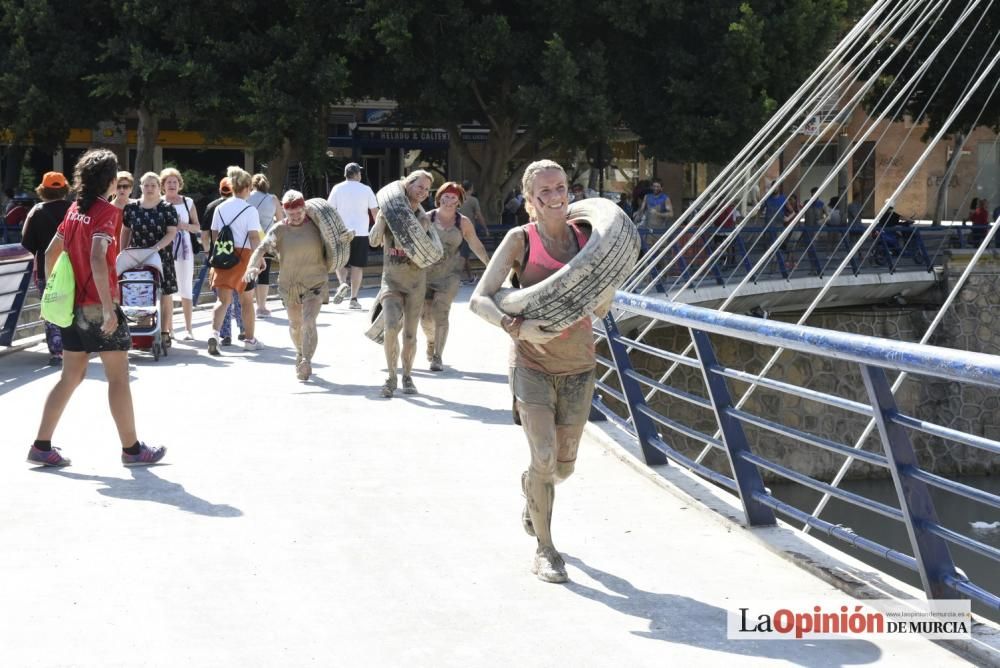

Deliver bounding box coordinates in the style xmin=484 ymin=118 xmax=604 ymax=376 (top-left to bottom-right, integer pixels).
xmin=470 ymin=159 xmax=612 ymax=584
xmin=368 ymin=169 xmax=434 ymax=398
xmin=421 ymin=181 xmax=490 ymax=371
xmin=244 ymin=191 xmax=326 ymax=381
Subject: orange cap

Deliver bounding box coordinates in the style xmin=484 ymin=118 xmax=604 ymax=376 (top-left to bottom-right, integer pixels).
xmin=40 ymin=171 xmax=68 ymax=189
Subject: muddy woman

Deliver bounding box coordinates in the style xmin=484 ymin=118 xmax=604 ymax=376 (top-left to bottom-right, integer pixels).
xmin=369 ymin=170 xmax=435 ymax=397
xmin=244 ymin=191 xmax=329 ymax=381
xmin=470 ymin=159 xmax=611 ymax=583
xmin=422 ymin=181 xmax=490 ymax=371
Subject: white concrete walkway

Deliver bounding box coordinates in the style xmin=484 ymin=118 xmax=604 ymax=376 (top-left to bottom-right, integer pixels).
xmin=0 ymin=286 xmax=988 ymax=666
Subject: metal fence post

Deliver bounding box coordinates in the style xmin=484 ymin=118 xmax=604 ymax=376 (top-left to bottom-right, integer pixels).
xmin=859 ymin=364 xmax=963 ymax=599
xmin=602 ymin=312 xmax=668 ymax=466
xmin=689 ymin=329 xmax=777 ymax=527
xmin=0 ymin=253 xmax=34 ymax=347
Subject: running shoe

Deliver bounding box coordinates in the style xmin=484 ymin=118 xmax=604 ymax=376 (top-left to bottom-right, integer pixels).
xmin=26 ymin=445 xmax=71 ymax=467
xmin=221 ymin=336 xmax=232 ymax=346
xmin=238 ymin=332 xmax=246 ymax=342
xmin=429 ymin=356 xmax=443 ymax=372
xmin=401 ymin=375 xmax=417 ymax=394
xmin=348 ymin=299 xmax=362 ymax=310
xmin=122 ymin=443 xmax=167 ymax=467
xmin=244 ymin=337 xmax=263 ymax=351
xmin=207 ymin=336 xmax=221 ymax=356
xmin=333 ymin=284 xmax=351 ymax=304
xmin=380 ymin=376 xmax=397 ymax=398
xmin=48 ymin=355 xmax=63 ymax=367
xmin=532 ymin=546 xmax=568 ymax=583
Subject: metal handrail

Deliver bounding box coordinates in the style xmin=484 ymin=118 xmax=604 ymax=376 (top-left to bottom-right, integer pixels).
xmin=597 ymin=290 xmax=1000 ymax=612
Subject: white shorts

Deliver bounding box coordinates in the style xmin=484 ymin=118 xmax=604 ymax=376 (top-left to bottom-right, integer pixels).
xmin=173 ymin=256 xmax=195 ymax=301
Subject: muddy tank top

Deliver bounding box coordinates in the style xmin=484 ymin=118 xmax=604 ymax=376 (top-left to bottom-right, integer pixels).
xmin=509 ymin=222 xmax=595 ymax=375
xmin=426 ymin=209 xmax=465 ymax=282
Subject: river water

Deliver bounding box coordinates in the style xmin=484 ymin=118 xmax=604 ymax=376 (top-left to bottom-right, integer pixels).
xmin=769 ymin=476 xmax=1000 ymax=623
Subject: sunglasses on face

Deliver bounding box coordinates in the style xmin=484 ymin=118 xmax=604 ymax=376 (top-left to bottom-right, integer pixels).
xmin=117 ymin=184 xmax=131 ymax=190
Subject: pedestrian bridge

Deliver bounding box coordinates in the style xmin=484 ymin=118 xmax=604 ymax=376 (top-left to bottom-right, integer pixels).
xmin=1 ymin=279 xmax=997 ymax=666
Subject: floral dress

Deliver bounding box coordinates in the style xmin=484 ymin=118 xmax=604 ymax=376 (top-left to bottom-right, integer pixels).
xmin=123 ymin=201 xmax=179 ymax=295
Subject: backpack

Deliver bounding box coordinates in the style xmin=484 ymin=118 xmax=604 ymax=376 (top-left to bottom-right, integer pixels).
xmin=209 ymin=204 xmax=252 ymax=269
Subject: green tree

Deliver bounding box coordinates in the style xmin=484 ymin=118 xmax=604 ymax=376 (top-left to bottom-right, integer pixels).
xmin=347 ymin=0 xmax=618 ymax=214
xmin=229 ymin=0 xmax=351 ymax=193
xmin=88 ymin=1 xmax=233 ymax=181
xmin=348 ymin=0 xmax=863 ymax=213
xmin=613 ymin=0 xmax=868 ymax=165
xmin=0 ymin=0 xmax=104 ymax=190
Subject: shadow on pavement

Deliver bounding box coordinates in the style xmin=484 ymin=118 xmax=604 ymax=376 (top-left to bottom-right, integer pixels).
xmin=562 ymin=555 xmax=882 ymax=668
xmin=297 ymin=375 xmax=384 ymax=399
xmin=35 ymin=466 xmax=243 ymax=518
xmin=399 ymin=390 xmax=514 ymax=425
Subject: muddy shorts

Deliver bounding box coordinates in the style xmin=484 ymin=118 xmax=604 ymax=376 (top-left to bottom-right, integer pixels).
xmin=60 ymin=304 xmax=131 ymax=353
xmin=509 ymin=367 xmax=596 ymax=426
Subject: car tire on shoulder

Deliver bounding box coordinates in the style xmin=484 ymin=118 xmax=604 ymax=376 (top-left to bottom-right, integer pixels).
xmin=375 ymin=181 xmax=443 ymax=268
xmin=304 ymin=198 xmax=354 ymax=272
xmin=365 ymin=296 xmax=385 ymax=345
xmin=494 ymin=198 xmax=640 ymax=331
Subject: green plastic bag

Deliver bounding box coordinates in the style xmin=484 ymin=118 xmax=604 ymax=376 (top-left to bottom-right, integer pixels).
xmin=40 ymin=251 xmax=76 ymax=327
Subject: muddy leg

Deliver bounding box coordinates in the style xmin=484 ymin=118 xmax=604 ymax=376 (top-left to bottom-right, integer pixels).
xmin=518 ymin=402 xmax=566 ymax=583
xmin=431 ymin=285 xmax=457 ymax=366
xmin=420 ymin=297 xmax=435 ymax=362
xmin=400 ymin=291 xmax=423 ymax=393
xmin=287 ymin=302 xmax=303 ymax=357
xmin=381 ymin=296 xmax=403 ymax=396
xmin=300 ymin=294 xmax=321 ymax=362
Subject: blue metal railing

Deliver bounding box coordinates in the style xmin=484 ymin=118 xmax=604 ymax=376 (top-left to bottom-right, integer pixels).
xmin=593 ymin=291 xmax=1000 ymax=611
xmin=631 ymin=222 xmax=989 ymax=295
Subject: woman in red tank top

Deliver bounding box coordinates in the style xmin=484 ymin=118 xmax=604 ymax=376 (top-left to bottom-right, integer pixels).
xmin=470 ymin=159 xmax=613 ymax=584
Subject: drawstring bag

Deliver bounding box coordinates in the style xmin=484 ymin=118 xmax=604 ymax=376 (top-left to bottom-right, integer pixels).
xmin=40 ymin=250 xmax=76 ymax=327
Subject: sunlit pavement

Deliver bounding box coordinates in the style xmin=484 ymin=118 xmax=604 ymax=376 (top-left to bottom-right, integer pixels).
xmin=0 ymin=286 xmax=975 ymax=666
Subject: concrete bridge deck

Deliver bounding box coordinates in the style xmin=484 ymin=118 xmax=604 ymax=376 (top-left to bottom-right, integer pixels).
xmin=0 ymin=286 xmax=984 ymax=666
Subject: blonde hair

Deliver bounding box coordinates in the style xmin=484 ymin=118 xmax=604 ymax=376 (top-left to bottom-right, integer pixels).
xmin=116 ymin=170 xmax=134 ymax=187
xmin=521 ymin=159 xmax=567 ymax=220
xmin=251 ymin=173 xmax=270 ymax=193
xmin=159 ymin=167 xmax=184 ymax=191
xmin=140 ymin=171 xmax=161 ymax=187
xmin=403 ymin=169 xmax=433 ymax=188
xmin=521 ymin=159 xmax=566 ymax=198
xmin=226 ymin=165 xmax=252 ymax=193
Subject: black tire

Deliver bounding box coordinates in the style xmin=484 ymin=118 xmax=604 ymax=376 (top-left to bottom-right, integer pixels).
xmin=365 ymin=297 xmax=385 ymax=345
xmin=495 ymin=198 xmax=640 ymax=331
xmin=305 ymin=198 xmax=355 ymax=272
xmin=153 ymin=342 xmax=161 ymax=361
xmin=375 ymin=181 xmax=443 ymax=268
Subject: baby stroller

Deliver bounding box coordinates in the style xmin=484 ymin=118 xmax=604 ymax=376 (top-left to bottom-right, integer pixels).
xmin=116 ymin=248 xmax=165 ymax=361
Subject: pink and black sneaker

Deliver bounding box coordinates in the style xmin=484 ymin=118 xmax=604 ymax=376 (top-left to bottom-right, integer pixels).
xmin=27 ymin=445 xmax=71 ymax=467
xmin=121 ymin=443 xmax=167 ymax=467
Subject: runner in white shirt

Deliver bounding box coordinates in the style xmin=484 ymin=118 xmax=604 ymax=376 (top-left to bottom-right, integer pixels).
xmin=327 ymin=162 xmax=378 ymax=309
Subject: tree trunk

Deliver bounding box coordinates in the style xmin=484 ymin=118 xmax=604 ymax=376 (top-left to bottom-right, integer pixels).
xmin=934 ymin=132 xmax=967 ymax=225
xmin=266 ymin=137 xmax=294 ymax=196
xmin=133 ymin=105 xmax=159 ymax=192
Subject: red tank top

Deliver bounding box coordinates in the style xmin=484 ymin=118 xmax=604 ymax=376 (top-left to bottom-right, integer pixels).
xmin=510 ymin=222 xmax=595 ymax=375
